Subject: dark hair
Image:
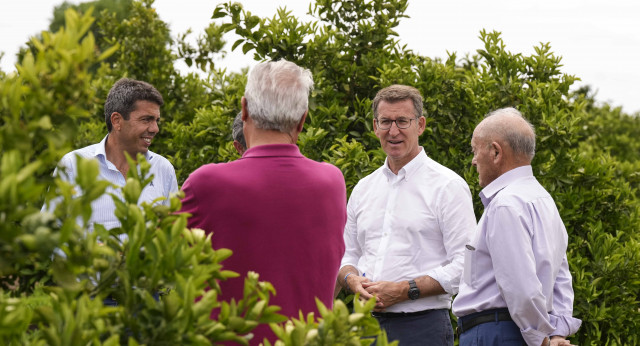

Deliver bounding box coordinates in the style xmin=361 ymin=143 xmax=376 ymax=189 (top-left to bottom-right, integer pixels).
xmin=232 ymin=112 xmax=246 ymax=150
xmin=104 ymin=78 xmax=164 ymax=132
xmin=372 ymin=84 xmax=424 ymax=119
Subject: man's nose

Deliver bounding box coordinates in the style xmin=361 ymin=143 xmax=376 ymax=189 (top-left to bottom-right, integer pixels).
xmin=150 ymin=120 xmax=159 ymax=133
xmin=388 ymin=122 xmax=401 ymax=135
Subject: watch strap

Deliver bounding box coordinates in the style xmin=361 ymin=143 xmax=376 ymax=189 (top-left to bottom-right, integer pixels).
xmin=408 ymin=279 xmax=420 ymax=300
xmin=409 ymin=279 xmax=417 ymax=290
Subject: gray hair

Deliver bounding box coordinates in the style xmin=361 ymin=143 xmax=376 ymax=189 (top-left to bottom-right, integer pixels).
xmin=372 ymin=84 xmax=424 ymax=119
xmin=244 ymin=59 xmax=314 ymax=133
xmin=104 ymin=78 xmax=163 ymax=132
xmin=232 ymin=112 xmax=246 ymax=150
xmin=483 ymin=107 xmax=536 ymax=161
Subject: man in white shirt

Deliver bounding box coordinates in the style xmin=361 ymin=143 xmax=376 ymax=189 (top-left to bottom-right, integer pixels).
xmin=452 ymin=107 xmax=580 ymax=346
xmin=338 ymin=85 xmax=476 ymax=345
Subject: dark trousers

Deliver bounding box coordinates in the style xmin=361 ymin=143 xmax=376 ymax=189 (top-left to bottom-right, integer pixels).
xmin=374 ymin=309 xmax=454 ymax=346
xmin=458 ymin=312 xmax=526 ymax=346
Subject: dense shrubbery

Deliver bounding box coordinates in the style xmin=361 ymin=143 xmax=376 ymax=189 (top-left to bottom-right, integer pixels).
xmin=1 ymin=0 xmax=638 ymax=344
xmin=0 ymin=5 xmax=391 ymax=345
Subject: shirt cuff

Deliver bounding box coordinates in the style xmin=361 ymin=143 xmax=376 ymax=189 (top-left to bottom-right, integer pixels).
xmin=549 ymin=314 xmax=582 ymax=337
xmin=521 ymin=327 xmax=548 ymax=346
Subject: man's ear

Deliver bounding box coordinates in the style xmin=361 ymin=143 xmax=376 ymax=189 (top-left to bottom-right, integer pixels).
xmin=241 ymin=97 xmax=249 ymax=122
xmin=233 ymin=141 xmax=245 ymax=156
xmin=491 ymin=142 xmax=502 ymax=163
xmin=296 ymin=111 xmax=308 ymax=133
xmin=111 ymin=112 xmax=122 ymax=131
xmin=417 ymin=116 xmax=426 ymax=134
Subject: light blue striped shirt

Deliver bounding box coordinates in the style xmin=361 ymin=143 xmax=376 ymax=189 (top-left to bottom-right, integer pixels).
xmin=45 ymin=135 xmax=178 ymax=241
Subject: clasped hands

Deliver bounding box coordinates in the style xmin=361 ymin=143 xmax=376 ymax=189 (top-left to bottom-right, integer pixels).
xmin=347 ymin=275 xmax=406 ymax=311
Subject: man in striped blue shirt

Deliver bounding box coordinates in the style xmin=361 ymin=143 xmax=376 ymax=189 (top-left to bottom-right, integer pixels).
xmin=47 ymin=78 xmax=178 ymax=237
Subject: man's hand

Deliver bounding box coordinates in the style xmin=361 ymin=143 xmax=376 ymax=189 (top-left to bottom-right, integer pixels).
xmin=362 ymin=281 xmax=407 ymax=311
xmin=345 ymin=274 xmax=375 ymax=300
xmin=550 ymin=336 xmax=575 ymax=346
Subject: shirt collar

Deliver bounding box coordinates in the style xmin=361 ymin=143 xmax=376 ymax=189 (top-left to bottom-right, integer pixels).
xmin=242 ymin=144 xmax=303 ymax=158
xmin=382 ymin=147 xmax=427 ymax=182
xmin=479 ymin=165 xmax=533 ymax=207
xmin=94 ymin=135 xmax=109 ymax=160
xmin=94 ymin=134 xmax=153 ymax=162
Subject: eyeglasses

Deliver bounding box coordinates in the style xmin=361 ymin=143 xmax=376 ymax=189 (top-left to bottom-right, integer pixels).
xmin=375 ymin=117 xmax=417 ymax=130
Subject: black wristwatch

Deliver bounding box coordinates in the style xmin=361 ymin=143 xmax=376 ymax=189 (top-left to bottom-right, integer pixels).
xmin=408 ymin=279 xmax=420 ymax=300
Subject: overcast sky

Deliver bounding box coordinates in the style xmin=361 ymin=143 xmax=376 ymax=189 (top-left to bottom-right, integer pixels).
xmin=1 ymin=0 xmax=639 ymax=114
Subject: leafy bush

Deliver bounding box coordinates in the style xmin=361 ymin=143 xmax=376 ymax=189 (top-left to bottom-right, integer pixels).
xmin=214 ymin=1 xmax=640 ymax=344
xmin=0 ymin=5 xmax=391 ymax=345
xmin=2 ymin=0 xmax=639 ymax=344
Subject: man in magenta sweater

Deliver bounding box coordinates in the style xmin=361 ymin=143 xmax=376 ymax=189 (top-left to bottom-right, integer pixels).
xmin=180 ymin=59 xmax=347 ymax=345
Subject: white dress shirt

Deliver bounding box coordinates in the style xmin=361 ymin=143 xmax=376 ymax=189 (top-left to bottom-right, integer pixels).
xmin=452 ymin=166 xmax=581 ymax=346
xmin=341 ymin=148 xmax=476 ymax=312
xmin=45 ymin=135 xmax=178 ymax=240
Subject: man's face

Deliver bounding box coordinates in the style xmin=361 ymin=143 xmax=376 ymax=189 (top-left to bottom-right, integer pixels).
xmin=374 ymin=99 xmax=425 ymax=171
xmin=471 ymin=131 xmax=499 ymax=188
xmin=116 ymin=100 xmax=160 ymax=156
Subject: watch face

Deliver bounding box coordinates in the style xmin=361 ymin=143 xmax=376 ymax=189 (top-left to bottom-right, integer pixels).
xmin=409 ymin=288 xmax=420 ymax=300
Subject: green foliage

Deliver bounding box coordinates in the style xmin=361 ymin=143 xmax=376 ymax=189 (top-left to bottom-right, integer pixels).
xmin=49 ymin=0 xmax=133 ymax=34
xmin=0 ymin=8 xmax=113 ymax=293
xmin=2 ymin=151 xmax=286 ymax=344
xmin=0 ymin=7 xmax=286 ymax=345
xmin=574 ymin=100 xmax=640 ymax=192
xmin=319 ymin=136 xmax=384 ymax=197
xmin=3 ymin=0 xmax=640 ymax=344
xmin=266 ymin=297 xmax=397 ymax=346
xmin=165 ymin=105 xmax=240 ymax=182
xmin=216 ymin=2 xmax=640 ymax=344
xmin=176 ymin=22 xmax=228 ymax=71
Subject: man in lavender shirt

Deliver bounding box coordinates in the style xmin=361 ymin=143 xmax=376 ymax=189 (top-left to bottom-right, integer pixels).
xmin=453 ymin=108 xmax=581 ymax=346
xmin=180 ymin=60 xmax=347 ymax=345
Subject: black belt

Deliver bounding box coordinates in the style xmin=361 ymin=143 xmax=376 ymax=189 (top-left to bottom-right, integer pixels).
xmin=457 ymin=308 xmax=512 ymax=334
xmin=371 ymin=309 xmax=434 ymax=318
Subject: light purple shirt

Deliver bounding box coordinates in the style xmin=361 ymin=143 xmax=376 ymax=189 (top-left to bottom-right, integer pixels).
xmin=341 ymin=148 xmax=476 ymax=312
xmin=452 ymin=166 xmax=581 ymax=346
